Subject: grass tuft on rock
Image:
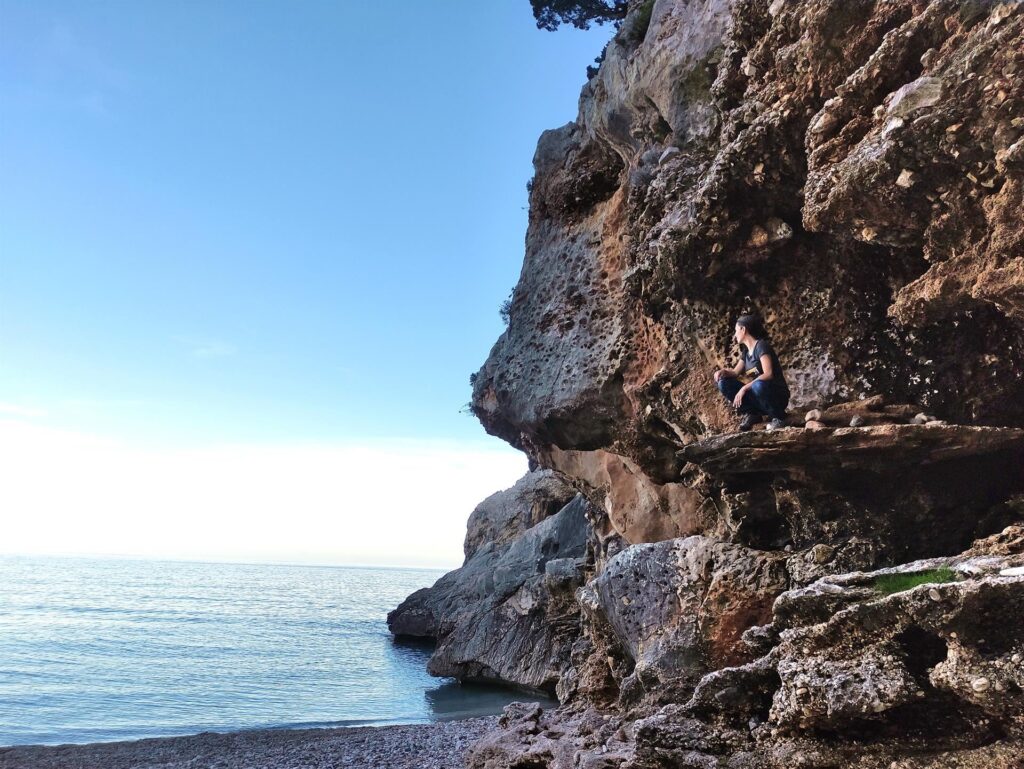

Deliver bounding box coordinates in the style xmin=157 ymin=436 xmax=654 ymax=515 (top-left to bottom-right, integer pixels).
xmin=871 ymin=567 xmax=958 ymax=595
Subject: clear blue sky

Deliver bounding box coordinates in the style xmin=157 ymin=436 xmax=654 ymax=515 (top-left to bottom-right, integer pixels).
xmin=0 ymin=1 xmax=611 ymax=447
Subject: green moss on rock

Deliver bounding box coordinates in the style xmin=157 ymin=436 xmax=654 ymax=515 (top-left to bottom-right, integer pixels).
xmin=871 ymin=567 xmax=958 ymax=595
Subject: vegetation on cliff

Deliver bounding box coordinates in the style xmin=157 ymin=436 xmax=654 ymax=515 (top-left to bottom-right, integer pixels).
xmin=530 ymin=0 xmax=629 ymax=30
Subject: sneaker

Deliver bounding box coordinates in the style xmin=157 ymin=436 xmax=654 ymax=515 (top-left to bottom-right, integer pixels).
xmin=739 ymin=414 xmax=760 ymax=432
xmin=766 ymin=418 xmax=786 ymax=431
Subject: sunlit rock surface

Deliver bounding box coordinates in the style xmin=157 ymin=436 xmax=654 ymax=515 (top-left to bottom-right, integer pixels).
xmin=395 ymin=0 xmax=1024 ymax=765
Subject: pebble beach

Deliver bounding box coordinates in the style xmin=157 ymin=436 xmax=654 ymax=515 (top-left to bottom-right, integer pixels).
xmin=0 ymin=716 xmax=499 ymax=769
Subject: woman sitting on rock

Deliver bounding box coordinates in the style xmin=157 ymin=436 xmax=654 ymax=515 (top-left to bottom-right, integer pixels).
xmin=713 ymin=314 xmax=790 ymax=432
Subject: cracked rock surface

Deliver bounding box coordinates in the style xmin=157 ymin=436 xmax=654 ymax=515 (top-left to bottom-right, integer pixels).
xmin=393 ymin=1 xmax=1024 ymax=766
xmin=388 ymin=471 xmax=589 ymax=692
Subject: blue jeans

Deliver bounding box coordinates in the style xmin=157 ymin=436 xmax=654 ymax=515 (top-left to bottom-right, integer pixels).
xmin=717 ymin=377 xmax=789 ymax=420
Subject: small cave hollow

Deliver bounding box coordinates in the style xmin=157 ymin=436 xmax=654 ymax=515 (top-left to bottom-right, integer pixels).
xmin=895 ymin=625 xmax=948 ymax=686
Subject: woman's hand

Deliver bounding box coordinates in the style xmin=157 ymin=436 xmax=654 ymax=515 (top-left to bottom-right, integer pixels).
xmin=733 ymin=386 xmax=748 ymax=409
xmin=713 ymin=368 xmax=734 ymax=383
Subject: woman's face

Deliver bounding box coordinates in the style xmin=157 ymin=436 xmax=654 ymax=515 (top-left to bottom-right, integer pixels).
xmin=734 ymin=323 xmax=745 ymax=345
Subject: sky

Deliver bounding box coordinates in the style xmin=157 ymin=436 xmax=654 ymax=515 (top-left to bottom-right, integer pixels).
xmin=0 ymin=1 xmax=612 ymax=568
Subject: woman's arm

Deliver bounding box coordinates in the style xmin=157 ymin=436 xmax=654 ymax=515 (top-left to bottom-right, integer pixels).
xmin=714 ymin=357 xmax=744 ymax=383
xmin=730 ymin=352 xmax=774 ymax=407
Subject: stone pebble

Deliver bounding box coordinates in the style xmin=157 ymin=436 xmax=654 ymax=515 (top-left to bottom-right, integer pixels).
xmin=0 ymin=717 xmax=500 ymax=769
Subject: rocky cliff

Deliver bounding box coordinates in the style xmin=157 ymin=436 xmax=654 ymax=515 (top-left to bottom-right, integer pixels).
xmin=391 ymin=0 xmax=1024 ymax=766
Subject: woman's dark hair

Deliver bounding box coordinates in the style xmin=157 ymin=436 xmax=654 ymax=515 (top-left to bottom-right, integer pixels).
xmin=736 ymin=314 xmax=768 ymax=340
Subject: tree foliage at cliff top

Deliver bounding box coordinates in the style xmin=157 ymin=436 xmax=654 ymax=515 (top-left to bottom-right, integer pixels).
xmin=531 ymin=0 xmax=629 ymax=30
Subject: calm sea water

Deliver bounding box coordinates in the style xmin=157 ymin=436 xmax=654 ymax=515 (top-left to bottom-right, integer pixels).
xmin=0 ymin=556 xmax=539 ymax=747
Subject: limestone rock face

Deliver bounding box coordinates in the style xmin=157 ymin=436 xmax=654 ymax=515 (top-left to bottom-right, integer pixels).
xmin=387 ymin=472 xmax=589 ymax=692
xmin=576 ymin=536 xmax=788 ymax=706
xmin=426 ymin=497 xmax=589 ymax=690
xmin=463 ymin=470 xmax=579 ymax=561
xmin=395 ymin=0 xmax=1024 ymax=765
xmin=388 ymin=470 xmax=575 ymax=641
xmin=472 ymin=0 xmax=1024 ymax=507
xmin=468 ymin=528 xmax=1024 ymax=769
xmin=682 ymin=423 xmax=1024 ymax=561
xmin=691 ymin=525 xmax=1024 ymax=767
xmin=544 ymin=446 xmax=707 ymax=545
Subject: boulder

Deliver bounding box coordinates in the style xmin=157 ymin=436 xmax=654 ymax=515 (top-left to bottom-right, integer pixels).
xmin=463 ymin=470 xmax=578 ymax=561
xmin=388 ymin=474 xmax=591 ymax=692
xmin=765 ymin=536 xmax=1024 ymax=744
xmin=577 ymin=536 xmax=788 ymax=705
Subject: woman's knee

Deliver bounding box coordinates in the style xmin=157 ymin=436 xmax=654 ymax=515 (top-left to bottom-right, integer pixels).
xmin=751 ymin=379 xmax=787 ymax=415
xmin=717 ymin=377 xmax=739 ymax=397
xmin=750 ymin=379 xmax=769 ymax=396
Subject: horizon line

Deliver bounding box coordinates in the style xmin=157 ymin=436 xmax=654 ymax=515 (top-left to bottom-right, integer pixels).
xmin=0 ymin=550 xmax=456 ymax=572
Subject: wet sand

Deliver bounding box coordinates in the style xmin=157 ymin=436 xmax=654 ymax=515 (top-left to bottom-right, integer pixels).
xmin=0 ymin=716 xmax=498 ymax=769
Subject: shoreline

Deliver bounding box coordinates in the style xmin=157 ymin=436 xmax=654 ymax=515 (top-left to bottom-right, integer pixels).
xmin=0 ymin=716 xmax=499 ymax=769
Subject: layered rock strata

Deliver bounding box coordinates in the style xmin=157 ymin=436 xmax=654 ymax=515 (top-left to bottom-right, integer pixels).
xmin=392 ymin=0 xmax=1024 ymax=766
xmin=468 ymin=526 xmax=1024 ymax=769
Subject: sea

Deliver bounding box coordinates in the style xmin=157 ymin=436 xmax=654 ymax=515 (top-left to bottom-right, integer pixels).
xmin=0 ymin=555 xmax=545 ymax=747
